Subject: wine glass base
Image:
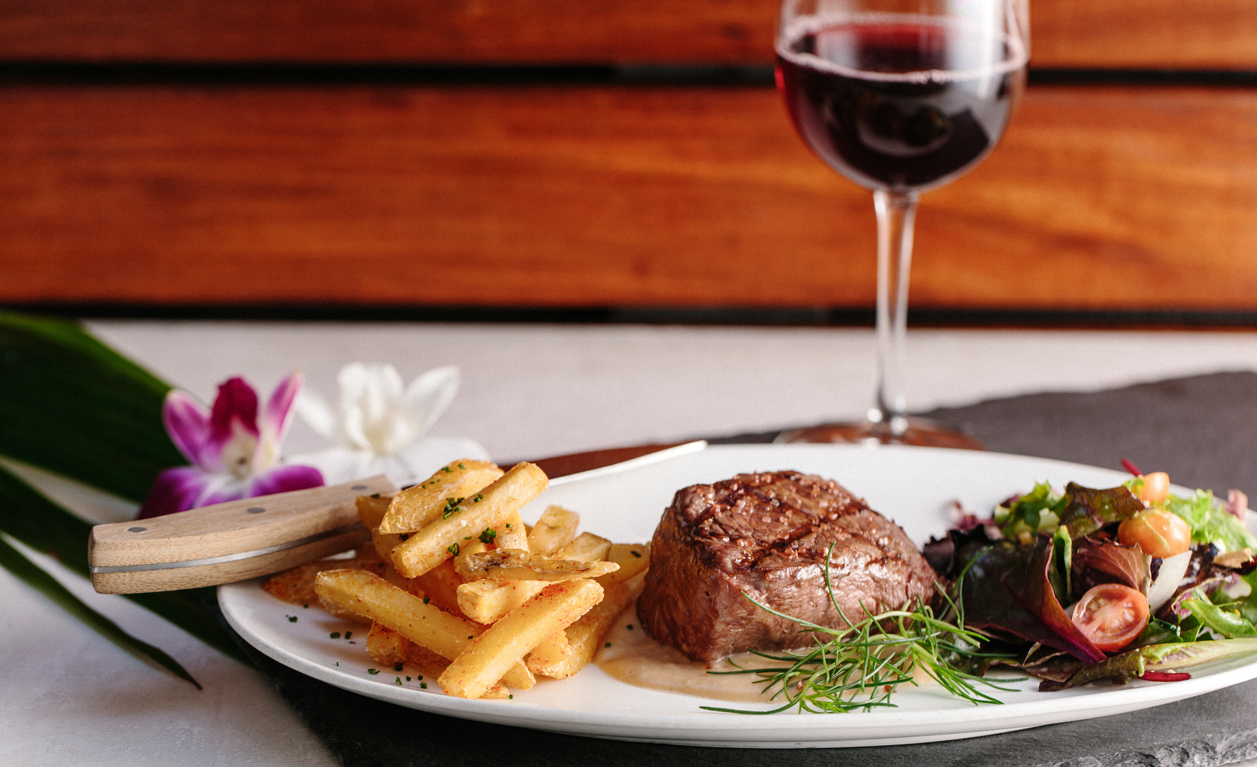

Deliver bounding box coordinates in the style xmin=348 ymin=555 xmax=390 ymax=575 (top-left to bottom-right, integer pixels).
xmin=775 ymin=418 xmax=984 ymax=450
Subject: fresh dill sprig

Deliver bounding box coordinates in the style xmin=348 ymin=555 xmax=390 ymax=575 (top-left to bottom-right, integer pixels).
xmin=701 ymin=545 xmax=1021 ymax=715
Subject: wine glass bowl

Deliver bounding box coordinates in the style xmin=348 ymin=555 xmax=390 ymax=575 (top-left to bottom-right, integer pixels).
xmin=774 ymin=0 xmax=1028 ymax=446
xmin=776 ymin=2 xmax=1028 ymax=194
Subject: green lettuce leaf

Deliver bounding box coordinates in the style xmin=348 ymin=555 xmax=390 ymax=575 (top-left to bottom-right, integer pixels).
xmin=1041 ymin=638 xmax=1257 ymax=691
xmin=999 ymin=481 xmax=1066 ymax=539
xmin=1164 ymin=490 xmax=1257 ymax=553
xmin=1183 ymin=593 xmax=1257 ymax=638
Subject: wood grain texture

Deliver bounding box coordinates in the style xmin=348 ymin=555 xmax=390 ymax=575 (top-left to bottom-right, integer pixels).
xmin=2 ymin=0 xmax=1257 ymax=69
xmin=2 ymin=84 xmax=1257 ymax=310
xmin=89 ymin=530 xmax=370 ymax=594
xmin=88 ymin=476 xmax=396 ymax=593
xmin=1030 ymin=0 xmax=1257 ymax=69
xmin=0 ymin=0 xmax=772 ymax=64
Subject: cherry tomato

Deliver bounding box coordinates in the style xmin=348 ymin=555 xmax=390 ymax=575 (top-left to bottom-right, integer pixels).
xmin=1118 ymin=509 xmax=1192 ymax=558
xmin=1136 ymin=472 xmax=1171 ymax=504
xmin=1071 ymin=583 xmax=1149 ymax=652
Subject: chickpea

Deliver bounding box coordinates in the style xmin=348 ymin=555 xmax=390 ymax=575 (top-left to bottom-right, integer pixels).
xmin=1136 ymin=472 xmax=1171 ymax=504
xmin=1117 ymin=509 xmax=1192 ymax=558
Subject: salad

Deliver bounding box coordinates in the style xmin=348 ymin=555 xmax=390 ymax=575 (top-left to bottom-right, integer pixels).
xmin=925 ymin=465 xmax=1257 ymax=691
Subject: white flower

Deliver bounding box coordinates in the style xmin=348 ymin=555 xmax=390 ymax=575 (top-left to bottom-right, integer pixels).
xmin=290 ymin=363 xmax=489 ymax=484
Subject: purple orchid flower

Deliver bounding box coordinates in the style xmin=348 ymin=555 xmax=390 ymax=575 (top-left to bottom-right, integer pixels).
xmin=138 ymin=373 xmax=324 ymax=518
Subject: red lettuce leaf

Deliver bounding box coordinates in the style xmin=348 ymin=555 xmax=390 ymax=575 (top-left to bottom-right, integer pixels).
xmin=961 ymin=537 xmax=1106 ymax=663
xmin=1072 ymin=537 xmax=1148 ymax=598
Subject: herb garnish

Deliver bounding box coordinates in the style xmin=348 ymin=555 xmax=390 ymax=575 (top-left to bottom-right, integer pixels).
xmin=479 ymin=528 xmax=498 ymax=545
xmin=703 ymin=546 xmax=1019 ymax=714
xmin=442 ymin=497 xmax=466 ymax=519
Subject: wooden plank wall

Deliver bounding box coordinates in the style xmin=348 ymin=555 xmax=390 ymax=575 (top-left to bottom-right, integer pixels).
xmin=2 ymin=1 xmax=1256 ymax=314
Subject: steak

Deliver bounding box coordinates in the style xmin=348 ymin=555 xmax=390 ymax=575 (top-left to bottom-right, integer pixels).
xmin=637 ymin=470 xmax=939 ymax=662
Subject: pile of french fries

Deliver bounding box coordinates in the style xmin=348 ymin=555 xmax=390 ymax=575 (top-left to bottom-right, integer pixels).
xmin=264 ymin=459 xmax=649 ymax=700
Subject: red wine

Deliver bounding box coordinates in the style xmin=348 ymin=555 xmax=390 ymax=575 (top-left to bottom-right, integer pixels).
xmin=776 ymin=16 xmax=1026 ymax=192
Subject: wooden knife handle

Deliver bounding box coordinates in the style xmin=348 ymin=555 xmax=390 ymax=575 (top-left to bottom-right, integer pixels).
xmin=88 ymin=475 xmax=398 ymax=594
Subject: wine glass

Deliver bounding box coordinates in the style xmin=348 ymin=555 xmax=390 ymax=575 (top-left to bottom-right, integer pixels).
xmin=774 ymin=0 xmax=1029 ymax=446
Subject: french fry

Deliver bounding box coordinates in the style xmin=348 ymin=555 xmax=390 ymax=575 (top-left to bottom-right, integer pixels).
xmin=379 ymin=460 xmax=504 ymax=534
xmin=315 ymin=568 xmax=534 ymax=690
xmin=367 ymin=621 xmax=411 ymax=666
xmin=356 ymin=493 xmax=393 ymax=529
xmin=530 ymin=575 xmax=646 ymax=679
xmin=526 ymin=630 xmax=573 ymax=674
xmin=599 ymin=543 xmax=651 ymax=584
xmin=497 ymin=512 xmax=529 ymax=550
xmin=452 ymin=510 xmax=528 ymax=569
xmin=409 ymin=558 xmax=464 ymax=615
xmin=264 ymin=552 xmax=387 ymax=607
xmin=527 ymin=506 xmax=580 ymax=556
xmin=456 ymin=579 xmax=541 ymax=627
xmin=267 ymin=551 xmax=389 ymax=625
xmin=366 ymin=622 xmax=511 ymax=697
xmin=390 ymin=462 xmax=548 ymax=579
xmin=456 ymin=532 xmax=610 ymax=624
xmin=557 ymin=532 xmax=611 ymax=562
xmin=455 ymin=548 xmax=619 ymax=582
xmin=357 ymin=494 xmax=410 ymax=563
xmin=439 ymin=579 xmax=604 ymax=699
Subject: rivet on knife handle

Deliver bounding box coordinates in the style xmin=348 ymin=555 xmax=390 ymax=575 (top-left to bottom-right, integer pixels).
xmin=88 ymin=476 xmax=398 ymax=595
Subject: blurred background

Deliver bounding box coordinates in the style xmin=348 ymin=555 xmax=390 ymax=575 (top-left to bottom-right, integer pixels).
xmin=1 ymin=0 xmax=1255 ymax=325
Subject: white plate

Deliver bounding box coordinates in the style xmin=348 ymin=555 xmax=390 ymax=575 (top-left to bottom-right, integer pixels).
xmin=219 ymin=444 xmax=1257 ymax=748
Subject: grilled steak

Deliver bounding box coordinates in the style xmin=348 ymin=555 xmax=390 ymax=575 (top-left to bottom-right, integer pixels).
xmin=637 ymin=470 xmax=938 ymax=662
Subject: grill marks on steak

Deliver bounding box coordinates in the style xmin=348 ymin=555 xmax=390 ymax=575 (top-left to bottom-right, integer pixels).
xmin=637 ymin=471 xmax=939 ymax=662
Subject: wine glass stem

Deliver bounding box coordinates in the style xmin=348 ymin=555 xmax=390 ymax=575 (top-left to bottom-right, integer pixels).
xmin=871 ymin=189 xmax=920 ymax=438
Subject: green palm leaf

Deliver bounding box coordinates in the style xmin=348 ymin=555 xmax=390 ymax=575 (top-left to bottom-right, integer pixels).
xmin=0 ymin=533 xmax=202 ymax=689
xmin=0 ymin=310 xmax=184 ymax=501
xmin=0 ymin=310 xmax=250 ymax=670
xmin=0 ymin=463 xmax=249 ymax=665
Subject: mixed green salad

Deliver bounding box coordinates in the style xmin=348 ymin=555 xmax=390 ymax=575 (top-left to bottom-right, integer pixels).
xmin=926 ymin=466 xmax=1257 ymax=691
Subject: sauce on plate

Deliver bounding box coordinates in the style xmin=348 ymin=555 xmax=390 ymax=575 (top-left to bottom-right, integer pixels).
xmin=595 ymin=604 xmax=786 ymax=703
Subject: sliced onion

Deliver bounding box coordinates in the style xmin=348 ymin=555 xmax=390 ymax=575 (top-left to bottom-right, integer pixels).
xmin=1146 ymin=550 xmax=1193 ymax=612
